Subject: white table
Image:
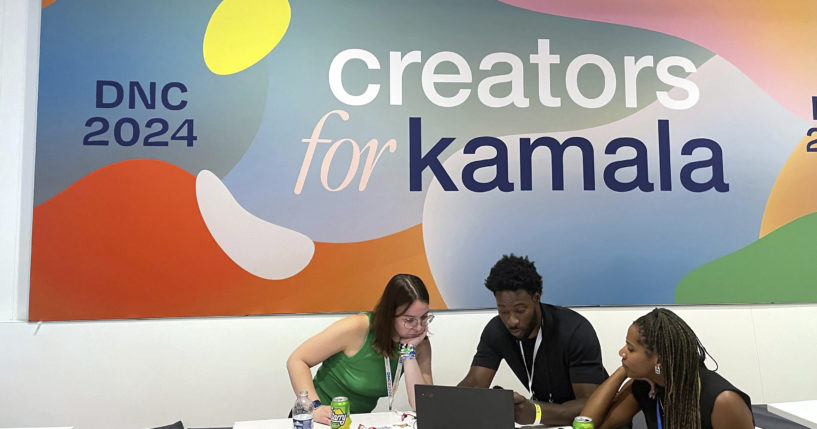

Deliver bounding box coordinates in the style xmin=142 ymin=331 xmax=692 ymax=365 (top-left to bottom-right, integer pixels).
xmin=767 ymin=400 xmax=817 ymax=429
xmin=234 ymin=412 xmax=409 ymax=429
xmin=234 ymin=411 xmax=569 ymax=428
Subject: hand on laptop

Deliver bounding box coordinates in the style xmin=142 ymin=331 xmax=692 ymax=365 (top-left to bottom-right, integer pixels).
xmin=512 ymin=391 xmax=536 ymax=424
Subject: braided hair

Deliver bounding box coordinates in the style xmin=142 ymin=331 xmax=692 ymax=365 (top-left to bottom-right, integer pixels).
xmin=634 ymin=308 xmax=709 ymax=429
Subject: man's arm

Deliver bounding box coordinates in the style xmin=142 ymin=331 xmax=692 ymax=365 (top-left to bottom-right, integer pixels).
xmin=456 ymin=365 xmax=497 ymax=388
xmin=513 ymin=382 xmax=599 ymax=426
xmin=459 ymin=317 xmax=503 ymax=388
xmin=515 ymin=313 xmax=609 ymax=425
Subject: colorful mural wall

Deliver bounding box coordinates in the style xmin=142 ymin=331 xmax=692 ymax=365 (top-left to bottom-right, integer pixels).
xmin=31 ymin=0 xmax=817 ymax=320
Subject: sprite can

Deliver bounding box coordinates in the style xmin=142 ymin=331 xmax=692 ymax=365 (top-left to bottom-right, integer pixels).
xmin=573 ymin=416 xmax=594 ymax=429
xmin=330 ymin=396 xmax=351 ymax=429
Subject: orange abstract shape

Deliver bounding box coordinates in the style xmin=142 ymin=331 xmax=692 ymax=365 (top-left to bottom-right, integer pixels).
xmin=203 ymin=0 xmax=291 ymax=75
xmin=29 ymin=159 xmax=445 ymax=321
xmin=760 ymin=134 xmax=817 ymax=237
xmin=501 ymin=0 xmax=817 ymax=120
xmin=42 ymin=0 xmax=57 ymax=8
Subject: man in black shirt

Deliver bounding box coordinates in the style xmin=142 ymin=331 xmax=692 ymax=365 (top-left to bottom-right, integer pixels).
xmin=457 ymin=254 xmax=608 ymax=426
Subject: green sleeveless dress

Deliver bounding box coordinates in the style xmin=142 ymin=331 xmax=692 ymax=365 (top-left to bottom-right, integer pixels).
xmin=313 ymin=313 xmax=400 ymax=413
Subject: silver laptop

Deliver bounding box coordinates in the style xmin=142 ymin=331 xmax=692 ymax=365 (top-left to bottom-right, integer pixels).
xmin=415 ymin=384 xmax=515 ymax=429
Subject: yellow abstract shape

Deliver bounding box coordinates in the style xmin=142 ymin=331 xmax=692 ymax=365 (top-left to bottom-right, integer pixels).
xmin=759 ymin=133 xmax=817 ymax=237
xmin=203 ymin=0 xmax=291 ymax=75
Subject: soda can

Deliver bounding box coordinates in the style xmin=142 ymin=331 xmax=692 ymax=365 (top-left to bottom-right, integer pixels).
xmin=573 ymin=416 xmax=594 ymax=429
xmin=330 ymin=396 xmax=352 ymax=429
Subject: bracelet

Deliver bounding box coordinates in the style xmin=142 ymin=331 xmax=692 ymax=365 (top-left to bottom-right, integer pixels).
xmin=399 ymin=343 xmax=416 ymax=363
xmin=533 ymin=402 xmax=542 ymax=425
xmin=399 ymin=343 xmax=415 ymax=353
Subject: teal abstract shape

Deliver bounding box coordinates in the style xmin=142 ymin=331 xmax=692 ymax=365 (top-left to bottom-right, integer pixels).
xmin=35 ymin=0 xmax=268 ymax=205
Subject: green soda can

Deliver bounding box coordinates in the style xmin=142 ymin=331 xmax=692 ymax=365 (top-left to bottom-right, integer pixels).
xmin=330 ymin=396 xmax=351 ymax=429
xmin=573 ymin=416 xmax=594 ymax=429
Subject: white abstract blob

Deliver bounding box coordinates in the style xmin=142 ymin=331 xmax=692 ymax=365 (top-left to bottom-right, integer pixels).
xmin=196 ymin=169 xmax=314 ymax=280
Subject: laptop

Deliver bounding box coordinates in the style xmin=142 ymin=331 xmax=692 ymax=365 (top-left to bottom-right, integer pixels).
xmin=415 ymin=384 xmax=515 ymax=429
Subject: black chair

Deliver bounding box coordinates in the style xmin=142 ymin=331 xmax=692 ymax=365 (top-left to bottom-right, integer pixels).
xmin=631 ymin=405 xmax=808 ymax=429
xmin=151 ymin=421 xmax=184 ymax=429
xmin=752 ymin=404 xmax=809 ymax=429
xmin=150 ymin=422 xmax=231 ymax=429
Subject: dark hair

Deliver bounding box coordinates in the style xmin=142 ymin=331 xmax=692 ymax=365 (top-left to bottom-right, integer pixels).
xmin=370 ymin=274 xmax=429 ymax=359
xmin=484 ymin=254 xmax=543 ymax=296
xmin=634 ymin=308 xmax=709 ymax=429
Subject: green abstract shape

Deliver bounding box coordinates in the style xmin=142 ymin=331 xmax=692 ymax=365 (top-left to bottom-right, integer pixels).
xmin=676 ymin=212 xmax=817 ymax=304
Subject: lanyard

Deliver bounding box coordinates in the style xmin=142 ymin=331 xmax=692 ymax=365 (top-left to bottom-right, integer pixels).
xmin=384 ymin=356 xmax=404 ymax=411
xmin=518 ymin=327 xmax=543 ymax=396
xmin=656 ymin=398 xmax=663 ymax=429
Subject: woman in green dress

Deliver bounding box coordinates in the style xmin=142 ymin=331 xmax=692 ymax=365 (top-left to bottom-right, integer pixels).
xmin=287 ymin=274 xmax=434 ymax=424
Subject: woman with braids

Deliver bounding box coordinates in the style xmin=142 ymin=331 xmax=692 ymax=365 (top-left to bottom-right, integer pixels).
xmin=286 ymin=274 xmax=433 ymax=425
xmin=580 ymin=308 xmax=754 ymax=429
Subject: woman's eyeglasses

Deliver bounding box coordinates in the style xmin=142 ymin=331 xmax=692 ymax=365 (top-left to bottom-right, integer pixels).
xmin=401 ymin=313 xmax=434 ymax=329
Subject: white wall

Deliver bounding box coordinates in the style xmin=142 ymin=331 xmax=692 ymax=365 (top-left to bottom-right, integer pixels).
xmin=1 ymin=306 xmax=816 ymax=429
xmin=0 ymin=0 xmax=38 ymax=322
xmin=1 ymin=3 xmax=815 ymax=429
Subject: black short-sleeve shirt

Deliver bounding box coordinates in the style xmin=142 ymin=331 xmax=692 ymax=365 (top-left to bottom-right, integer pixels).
xmin=471 ymin=303 xmax=608 ymax=403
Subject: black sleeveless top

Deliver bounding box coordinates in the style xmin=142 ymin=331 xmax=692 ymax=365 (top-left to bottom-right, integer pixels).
xmin=631 ymin=367 xmax=753 ymax=429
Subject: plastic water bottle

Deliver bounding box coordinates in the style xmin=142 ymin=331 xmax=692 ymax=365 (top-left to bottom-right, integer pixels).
xmin=292 ymin=391 xmax=314 ymax=429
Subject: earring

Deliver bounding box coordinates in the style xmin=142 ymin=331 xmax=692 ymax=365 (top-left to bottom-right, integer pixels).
xmin=654 ymin=364 xmax=662 ymax=375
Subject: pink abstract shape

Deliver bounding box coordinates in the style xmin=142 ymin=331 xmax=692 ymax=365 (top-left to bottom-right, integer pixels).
xmin=501 ymin=0 xmax=817 ymax=120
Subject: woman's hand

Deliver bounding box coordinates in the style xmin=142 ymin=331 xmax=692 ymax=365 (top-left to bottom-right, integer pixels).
xmin=400 ymin=324 xmax=428 ymax=347
xmin=628 ymin=366 xmax=656 ymax=399
xmin=313 ymin=404 xmax=332 ymax=425
xmin=611 ymin=365 xmax=631 ymax=384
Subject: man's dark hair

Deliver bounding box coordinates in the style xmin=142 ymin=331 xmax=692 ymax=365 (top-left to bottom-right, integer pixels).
xmin=484 ymin=254 xmax=543 ymax=295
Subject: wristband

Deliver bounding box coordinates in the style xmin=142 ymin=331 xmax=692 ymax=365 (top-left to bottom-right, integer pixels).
xmin=533 ymin=402 xmax=542 ymax=425
xmin=399 ymin=343 xmax=416 ymax=353
xmin=399 ymin=343 xmax=417 ymax=363
xmin=312 ymin=399 xmax=322 ymax=409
